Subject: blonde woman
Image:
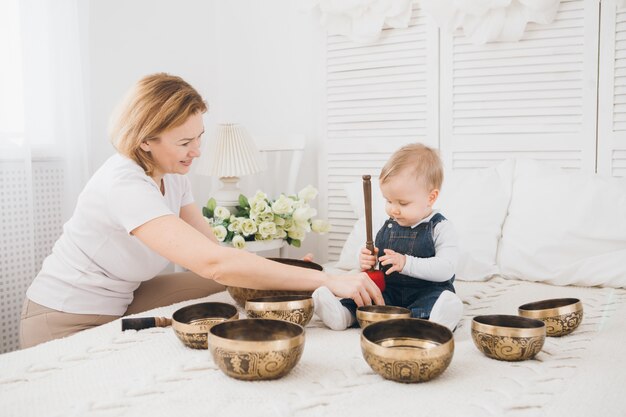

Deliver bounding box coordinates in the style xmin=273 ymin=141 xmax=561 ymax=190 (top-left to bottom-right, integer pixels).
xmin=20 ymin=73 xmax=383 ymax=348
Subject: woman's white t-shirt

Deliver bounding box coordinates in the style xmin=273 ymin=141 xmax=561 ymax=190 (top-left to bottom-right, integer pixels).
xmin=27 ymin=154 xmax=194 ymax=315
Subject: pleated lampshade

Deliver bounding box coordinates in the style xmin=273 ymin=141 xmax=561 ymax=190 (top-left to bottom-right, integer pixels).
xmin=201 ymin=123 xmax=264 ymax=178
xmin=196 ymin=123 xmax=265 ymax=208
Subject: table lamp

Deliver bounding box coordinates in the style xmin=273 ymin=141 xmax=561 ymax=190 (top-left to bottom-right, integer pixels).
xmin=196 ymin=123 xmax=264 ymax=208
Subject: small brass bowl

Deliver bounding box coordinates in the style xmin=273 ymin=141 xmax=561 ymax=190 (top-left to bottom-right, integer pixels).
xmin=471 ymin=315 xmax=546 ymax=361
xmin=356 ymin=305 xmax=412 ymax=329
xmin=518 ymin=298 xmax=583 ymax=337
xmin=172 ymin=302 xmax=238 ymax=349
xmin=361 ymin=318 xmax=454 ymax=383
xmin=208 ymin=319 xmax=305 ymax=381
xmin=245 ymin=295 xmax=314 ymax=326
xmin=227 ymin=258 xmax=323 ymax=307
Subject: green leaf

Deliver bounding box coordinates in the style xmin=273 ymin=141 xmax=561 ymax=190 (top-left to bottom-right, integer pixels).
xmin=290 ymin=239 xmax=301 ymax=248
xmin=238 ymin=194 xmax=249 ymax=208
xmin=205 ymin=198 xmax=217 ymax=217
xmin=202 ymin=206 xmax=209 ymax=218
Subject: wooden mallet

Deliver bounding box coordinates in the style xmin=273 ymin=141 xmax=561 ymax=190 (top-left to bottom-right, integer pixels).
xmin=362 ymin=175 xmax=385 ymax=291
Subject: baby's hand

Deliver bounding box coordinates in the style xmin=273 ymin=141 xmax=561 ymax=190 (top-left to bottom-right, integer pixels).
xmin=359 ymin=247 xmax=378 ymax=271
xmin=379 ymin=249 xmax=406 ymax=275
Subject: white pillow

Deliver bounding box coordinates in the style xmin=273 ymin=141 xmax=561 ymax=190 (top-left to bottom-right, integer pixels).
xmin=337 ymin=160 xmax=515 ymax=281
xmin=435 ymin=159 xmax=515 ymax=281
xmin=497 ymin=159 xmax=626 ymax=288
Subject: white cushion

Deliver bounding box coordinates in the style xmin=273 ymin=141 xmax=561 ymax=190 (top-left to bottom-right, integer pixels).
xmin=337 ymin=160 xmax=515 ymax=281
xmin=497 ymin=159 xmax=626 ymax=288
xmin=436 ymin=159 xmax=514 ymax=281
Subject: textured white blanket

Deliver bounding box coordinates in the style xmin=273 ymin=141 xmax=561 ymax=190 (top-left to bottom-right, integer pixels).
xmin=1 ymin=277 xmax=625 ymax=417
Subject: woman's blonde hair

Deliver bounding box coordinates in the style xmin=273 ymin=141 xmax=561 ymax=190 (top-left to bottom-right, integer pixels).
xmin=380 ymin=143 xmax=443 ymax=190
xmin=110 ymin=73 xmax=207 ymax=176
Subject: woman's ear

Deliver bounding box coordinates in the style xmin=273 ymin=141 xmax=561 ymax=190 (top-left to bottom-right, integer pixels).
xmin=139 ymin=141 xmax=150 ymax=152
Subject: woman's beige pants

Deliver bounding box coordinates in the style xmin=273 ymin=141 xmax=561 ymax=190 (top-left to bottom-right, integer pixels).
xmin=19 ymin=272 xmax=225 ymax=349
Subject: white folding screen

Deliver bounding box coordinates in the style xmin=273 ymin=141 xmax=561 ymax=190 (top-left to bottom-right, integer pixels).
xmin=598 ymin=0 xmax=626 ymax=177
xmin=439 ymin=0 xmax=599 ymax=172
xmin=321 ymin=3 xmax=438 ymax=262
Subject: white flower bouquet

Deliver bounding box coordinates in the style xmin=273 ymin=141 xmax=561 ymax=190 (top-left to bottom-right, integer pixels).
xmin=202 ymin=185 xmax=331 ymax=249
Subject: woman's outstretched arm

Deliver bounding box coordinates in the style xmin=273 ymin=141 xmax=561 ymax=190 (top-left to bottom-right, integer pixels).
xmin=132 ymin=214 xmax=384 ymax=306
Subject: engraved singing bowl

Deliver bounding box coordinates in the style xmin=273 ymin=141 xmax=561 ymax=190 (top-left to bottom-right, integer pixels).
xmin=360 ymin=318 xmax=454 ymax=383
xmin=518 ymin=298 xmax=583 ymax=337
xmin=171 ymin=302 xmax=239 ymax=349
xmin=208 ymin=318 xmax=305 ymax=381
xmin=226 ymin=258 xmax=323 ymax=307
xmin=245 ymin=295 xmax=315 ymax=326
xmin=471 ymin=315 xmax=546 ymax=361
xmin=356 ymin=305 xmax=412 ymax=329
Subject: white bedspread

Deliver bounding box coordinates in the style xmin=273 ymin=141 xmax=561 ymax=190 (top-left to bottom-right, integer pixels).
xmin=1 ymin=277 xmax=625 ymax=417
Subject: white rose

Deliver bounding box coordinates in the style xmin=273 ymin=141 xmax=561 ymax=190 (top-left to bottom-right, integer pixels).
xmin=250 ymin=198 xmax=269 ymax=215
xmin=258 ymin=221 xmax=277 ymax=239
xmin=241 ymin=219 xmax=257 ymax=236
xmin=227 ymin=216 xmax=242 ymax=233
xmin=271 ymin=195 xmax=294 ymax=215
xmin=258 ymin=211 xmax=274 ymax=223
xmin=311 ymin=219 xmax=331 ymax=234
xmin=293 ymin=206 xmax=317 ymax=223
xmin=214 ymin=206 xmax=231 ymax=220
xmin=232 ymin=234 xmax=246 ymax=249
xmin=273 ymin=215 xmax=285 ymax=226
xmin=213 ymin=225 xmax=227 ymax=242
xmin=249 ymin=191 xmax=267 ymax=205
xmin=274 ymin=227 xmax=287 ymax=239
xmin=298 ymin=185 xmax=318 ymax=202
xmin=287 ymin=227 xmax=306 ymax=241
xmin=204 ymin=217 xmax=214 ymax=226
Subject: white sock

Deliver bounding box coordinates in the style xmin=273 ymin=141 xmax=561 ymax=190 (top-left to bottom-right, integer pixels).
xmin=429 ymin=290 xmax=463 ymax=332
xmin=312 ymin=286 xmax=355 ymax=331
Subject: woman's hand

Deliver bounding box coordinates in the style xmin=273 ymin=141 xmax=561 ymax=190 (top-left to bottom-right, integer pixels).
xmin=359 ymin=246 xmax=378 ymax=270
xmin=302 ymin=253 xmax=314 ymax=262
xmin=379 ymin=248 xmax=406 ymax=275
xmin=325 ymin=272 xmax=385 ymax=307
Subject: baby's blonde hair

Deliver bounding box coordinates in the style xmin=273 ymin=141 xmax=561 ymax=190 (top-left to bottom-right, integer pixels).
xmin=110 ymin=73 xmax=207 ymax=176
xmin=380 ymin=143 xmax=443 ymax=190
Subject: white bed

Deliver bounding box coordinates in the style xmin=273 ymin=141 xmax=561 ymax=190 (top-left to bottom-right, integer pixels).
xmin=1 ymin=276 xmax=624 ymax=417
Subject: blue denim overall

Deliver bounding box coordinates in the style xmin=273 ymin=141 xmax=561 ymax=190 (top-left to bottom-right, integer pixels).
xmin=341 ymin=213 xmax=455 ymax=320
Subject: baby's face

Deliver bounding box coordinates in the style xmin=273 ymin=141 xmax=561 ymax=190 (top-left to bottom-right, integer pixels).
xmin=380 ymin=170 xmax=438 ymax=227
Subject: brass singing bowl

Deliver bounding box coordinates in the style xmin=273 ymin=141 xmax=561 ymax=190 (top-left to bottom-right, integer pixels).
xmin=171 ymin=302 xmax=239 ymax=349
xmin=356 ymin=305 xmax=412 ymax=329
xmin=361 ymin=318 xmax=454 ymax=383
xmin=245 ymin=295 xmax=314 ymax=326
xmin=208 ymin=319 xmax=305 ymax=381
xmin=518 ymin=298 xmax=583 ymax=337
xmin=227 ymin=258 xmax=323 ymax=307
xmin=471 ymin=315 xmax=546 ymax=361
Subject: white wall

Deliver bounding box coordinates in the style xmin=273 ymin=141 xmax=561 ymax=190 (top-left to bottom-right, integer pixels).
xmin=88 ymin=0 xmax=325 ymax=258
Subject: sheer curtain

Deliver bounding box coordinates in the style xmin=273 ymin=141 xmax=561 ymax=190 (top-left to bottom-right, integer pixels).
xmin=0 ymin=0 xmax=89 ymax=353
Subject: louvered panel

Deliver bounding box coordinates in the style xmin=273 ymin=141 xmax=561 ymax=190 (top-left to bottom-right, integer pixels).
xmin=612 ymin=150 xmax=626 ymax=177
xmin=598 ymin=1 xmax=626 ymax=177
xmin=440 ymin=0 xmax=598 ymax=174
xmin=321 ymin=2 xmax=437 ymax=262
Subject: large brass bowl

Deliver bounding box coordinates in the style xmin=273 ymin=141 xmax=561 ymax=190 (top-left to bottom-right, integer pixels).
xmin=361 ymin=318 xmax=454 ymax=383
xmin=208 ymin=319 xmax=305 ymax=381
xmin=518 ymin=298 xmax=583 ymax=337
xmin=471 ymin=315 xmax=546 ymax=361
xmin=245 ymin=295 xmax=314 ymax=326
xmin=171 ymin=302 xmax=238 ymax=349
xmin=356 ymin=305 xmax=412 ymax=329
xmin=226 ymin=258 xmax=323 ymax=307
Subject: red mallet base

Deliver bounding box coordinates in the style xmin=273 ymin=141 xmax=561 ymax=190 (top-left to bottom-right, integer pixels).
xmin=365 ymin=270 xmax=386 ymax=292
